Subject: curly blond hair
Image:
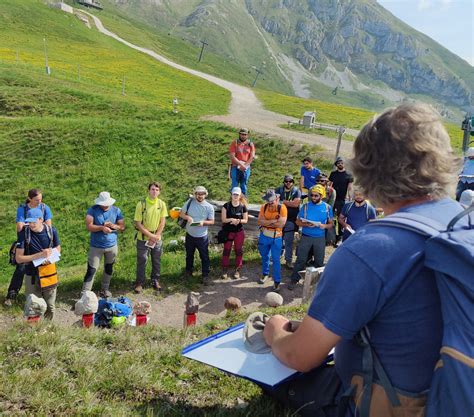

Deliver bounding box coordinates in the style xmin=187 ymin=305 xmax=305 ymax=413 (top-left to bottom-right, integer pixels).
xmin=350 ymin=103 xmax=461 ymax=206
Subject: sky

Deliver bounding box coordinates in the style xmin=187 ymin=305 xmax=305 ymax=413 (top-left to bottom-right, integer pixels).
xmin=377 ymin=0 xmax=473 ymax=65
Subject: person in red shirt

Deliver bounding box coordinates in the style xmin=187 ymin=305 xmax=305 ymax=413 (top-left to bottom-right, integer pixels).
xmin=229 ymin=128 xmax=256 ymax=196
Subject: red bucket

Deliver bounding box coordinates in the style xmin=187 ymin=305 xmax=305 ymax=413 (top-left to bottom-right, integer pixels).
xmin=27 ymin=315 xmax=40 ymax=324
xmin=185 ymin=313 xmax=196 ymax=327
xmin=82 ymin=313 xmax=94 ymax=328
xmin=136 ymin=314 xmax=147 ymax=326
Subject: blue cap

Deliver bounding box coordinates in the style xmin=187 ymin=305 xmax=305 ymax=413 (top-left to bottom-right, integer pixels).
xmin=24 ymin=207 xmax=43 ymax=223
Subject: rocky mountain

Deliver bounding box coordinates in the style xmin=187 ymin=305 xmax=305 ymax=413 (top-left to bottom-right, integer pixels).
xmin=104 ymin=0 xmax=473 ymax=111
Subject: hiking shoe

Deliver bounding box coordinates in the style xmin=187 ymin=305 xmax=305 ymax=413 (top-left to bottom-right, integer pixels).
xmin=184 ymin=270 xmax=193 ymax=278
xmin=273 ymin=282 xmax=281 ymax=292
xmin=258 ymin=275 xmax=269 ymax=285
xmin=287 ymin=280 xmax=299 ymax=291
xmin=4 ymin=298 xmax=13 ymax=307
xmin=99 ymin=289 xmax=112 ymax=299
xmin=202 ymin=276 xmax=211 ymax=286
xmin=151 ymin=280 xmax=161 ymax=291
xmin=134 ymin=284 xmax=143 ymax=294
xmin=221 ymin=269 xmax=229 ymax=280
xmin=233 ymin=269 xmax=241 ymax=280
xmin=285 ymin=261 xmax=294 ymax=270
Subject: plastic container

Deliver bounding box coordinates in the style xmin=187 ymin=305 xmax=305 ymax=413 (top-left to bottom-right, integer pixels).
xmin=27 ymin=315 xmax=40 ymax=323
xmin=136 ymin=314 xmax=147 ymax=326
xmin=184 ymin=312 xmax=196 ymax=327
xmin=82 ymin=313 xmax=94 ymax=328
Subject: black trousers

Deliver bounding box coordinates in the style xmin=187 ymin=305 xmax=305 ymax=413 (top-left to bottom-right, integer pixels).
xmin=6 ymin=263 xmax=26 ymax=298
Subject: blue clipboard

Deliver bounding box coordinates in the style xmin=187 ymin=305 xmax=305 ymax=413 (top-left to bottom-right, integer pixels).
xmin=182 ymin=323 xmax=334 ymax=387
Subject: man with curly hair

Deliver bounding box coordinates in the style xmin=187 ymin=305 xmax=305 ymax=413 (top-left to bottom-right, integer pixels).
xmin=262 ymin=103 xmax=465 ymax=416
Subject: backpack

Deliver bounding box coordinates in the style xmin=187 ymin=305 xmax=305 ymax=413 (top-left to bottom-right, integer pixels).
xmin=9 ymin=222 xmax=53 ymax=266
xmin=94 ymin=296 xmax=133 ymax=328
xmin=9 ymin=203 xmax=47 ymax=266
xmin=353 ymin=205 xmax=474 ymax=417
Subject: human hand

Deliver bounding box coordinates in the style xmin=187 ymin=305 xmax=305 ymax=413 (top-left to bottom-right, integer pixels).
xmin=40 ymin=248 xmax=52 ymax=259
xmin=153 ymin=234 xmax=161 ymax=242
xmin=187 ymin=216 xmax=194 ymax=224
xmin=263 ymin=314 xmax=291 ymax=346
xmin=102 ymin=226 xmax=112 ymax=234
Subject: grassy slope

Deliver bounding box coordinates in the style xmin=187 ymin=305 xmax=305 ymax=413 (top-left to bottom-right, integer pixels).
xmin=0 ymin=0 xmax=331 ymax=286
xmin=255 ymin=90 xmax=465 ymax=149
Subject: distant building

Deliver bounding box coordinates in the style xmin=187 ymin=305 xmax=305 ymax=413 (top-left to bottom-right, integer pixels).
xmin=76 ymin=0 xmax=103 ymax=10
xmin=302 ymin=111 xmax=316 ymax=128
xmin=50 ymin=2 xmax=74 ymax=14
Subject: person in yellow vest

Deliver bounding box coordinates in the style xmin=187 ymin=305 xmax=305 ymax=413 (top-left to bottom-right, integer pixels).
xmin=133 ymin=182 xmax=168 ymax=293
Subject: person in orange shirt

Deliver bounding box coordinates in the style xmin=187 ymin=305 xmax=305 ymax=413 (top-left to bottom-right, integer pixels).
xmin=257 ymin=189 xmax=287 ymax=292
xmin=228 ymin=128 xmax=256 ymax=195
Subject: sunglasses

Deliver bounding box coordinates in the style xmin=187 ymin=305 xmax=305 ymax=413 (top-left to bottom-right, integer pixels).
xmin=284 ymin=180 xmax=293 ymax=183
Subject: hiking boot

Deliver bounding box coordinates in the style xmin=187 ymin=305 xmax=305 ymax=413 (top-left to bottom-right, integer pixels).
xmin=285 ymin=261 xmax=294 ymax=270
xmin=4 ymin=298 xmax=13 ymax=307
xmin=151 ymin=280 xmax=161 ymax=291
xmin=184 ymin=270 xmax=193 ymax=278
xmin=134 ymin=284 xmax=143 ymax=294
xmin=221 ymin=269 xmax=229 ymax=280
xmin=233 ymin=269 xmax=241 ymax=280
xmin=287 ymin=280 xmax=299 ymax=291
xmin=202 ymin=276 xmax=211 ymax=286
xmin=273 ymin=282 xmax=281 ymax=292
xmin=99 ymin=289 xmax=112 ymax=299
xmin=258 ymin=275 xmax=269 ymax=285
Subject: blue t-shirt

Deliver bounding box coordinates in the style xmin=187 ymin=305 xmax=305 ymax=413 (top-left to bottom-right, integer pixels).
xmin=181 ymin=199 xmax=215 ymax=238
xmin=298 ymin=201 xmax=332 ymax=238
xmin=308 ymin=198 xmax=464 ymax=395
xmin=300 ymin=166 xmax=321 ymax=189
xmin=341 ymin=201 xmax=377 ymax=241
xmin=17 ymin=225 xmax=60 ymax=276
xmin=87 ymin=205 xmax=124 ymax=248
xmin=16 ymin=203 xmax=53 ymax=223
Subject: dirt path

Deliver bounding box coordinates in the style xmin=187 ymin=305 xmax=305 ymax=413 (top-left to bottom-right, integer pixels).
xmin=84 ymin=11 xmax=354 ymax=157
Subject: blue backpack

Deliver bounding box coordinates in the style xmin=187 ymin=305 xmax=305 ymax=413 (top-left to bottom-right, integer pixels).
xmin=361 ymin=205 xmax=474 ymax=417
xmin=94 ymin=296 xmax=133 ymax=327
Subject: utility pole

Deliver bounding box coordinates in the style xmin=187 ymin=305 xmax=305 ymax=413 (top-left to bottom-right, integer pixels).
xmin=335 ymin=126 xmax=346 ymax=160
xmin=251 ymin=66 xmax=264 ymax=88
xmin=43 ymin=37 xmax=51 ymax=75
xmin=197 ymin=40 xmax=208 ymax=63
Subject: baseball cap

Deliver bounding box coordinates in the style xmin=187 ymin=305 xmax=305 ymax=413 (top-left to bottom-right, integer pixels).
xmin=283 ymin=174 xmax=294 ymax=182
xmin=262 ymin=189 xmax=277 ymax=202
xmin=239 ymin=128 xmax=249 ymax=134
xmin=24 ymin=207 xmax=44 ymax=223
xmin=231 ymin=187 xmax=242 ymax=195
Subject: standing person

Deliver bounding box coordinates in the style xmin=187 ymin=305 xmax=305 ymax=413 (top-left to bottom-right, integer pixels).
xmin=4 ymin=188 xmax=53 ymax=306
xmin=299 ymin=157 xmax=321 ymax=198
xmin=329 ymin=156 xmax=354 ymax=244
xmin=257 ymin=189 xmax=287 ymax=292
xmin=456 ymin=147 xmax=474 ymax=200
xmin=229 ymin=128 xmax=256 ymax=196
xmin=221 ymin=187 xmax=248 ymax=279
xmin=15 ymin=208 xmax=61 ymax=320
xmin=338 ymin=188 xmax=377 ymax=242
xmin=317 ymin=174 xmax=336 ymax=208
xmin=261 ymin=103 xmax=466 ymax=416
xmin=275 ymin=174 xmax=302 ymax=268
xmin=82 ymin=192 xmax=125 ymax=298
xmin=133 ymin=182 xmax=168 ymax=294
xmin=180 ymin=186 xmax=215 ymax=285
xmin=288 ymin=184 xmax=333 ymax=290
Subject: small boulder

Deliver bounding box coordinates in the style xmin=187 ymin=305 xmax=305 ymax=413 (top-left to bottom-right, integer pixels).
xmin=133 ymin=301 xmax=152 ymax=316
xmin=264 ymin=292 xmax=283 ymax=307
xmin=24 ymin=294 xmax=47 ymax=318
xmin=74 ymin=291 xmax=99 ymax=315
xmin=224 ymin=296 xmax=241 ymax=311
xmin=185 ymin=292 xmax=200 ymax=314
